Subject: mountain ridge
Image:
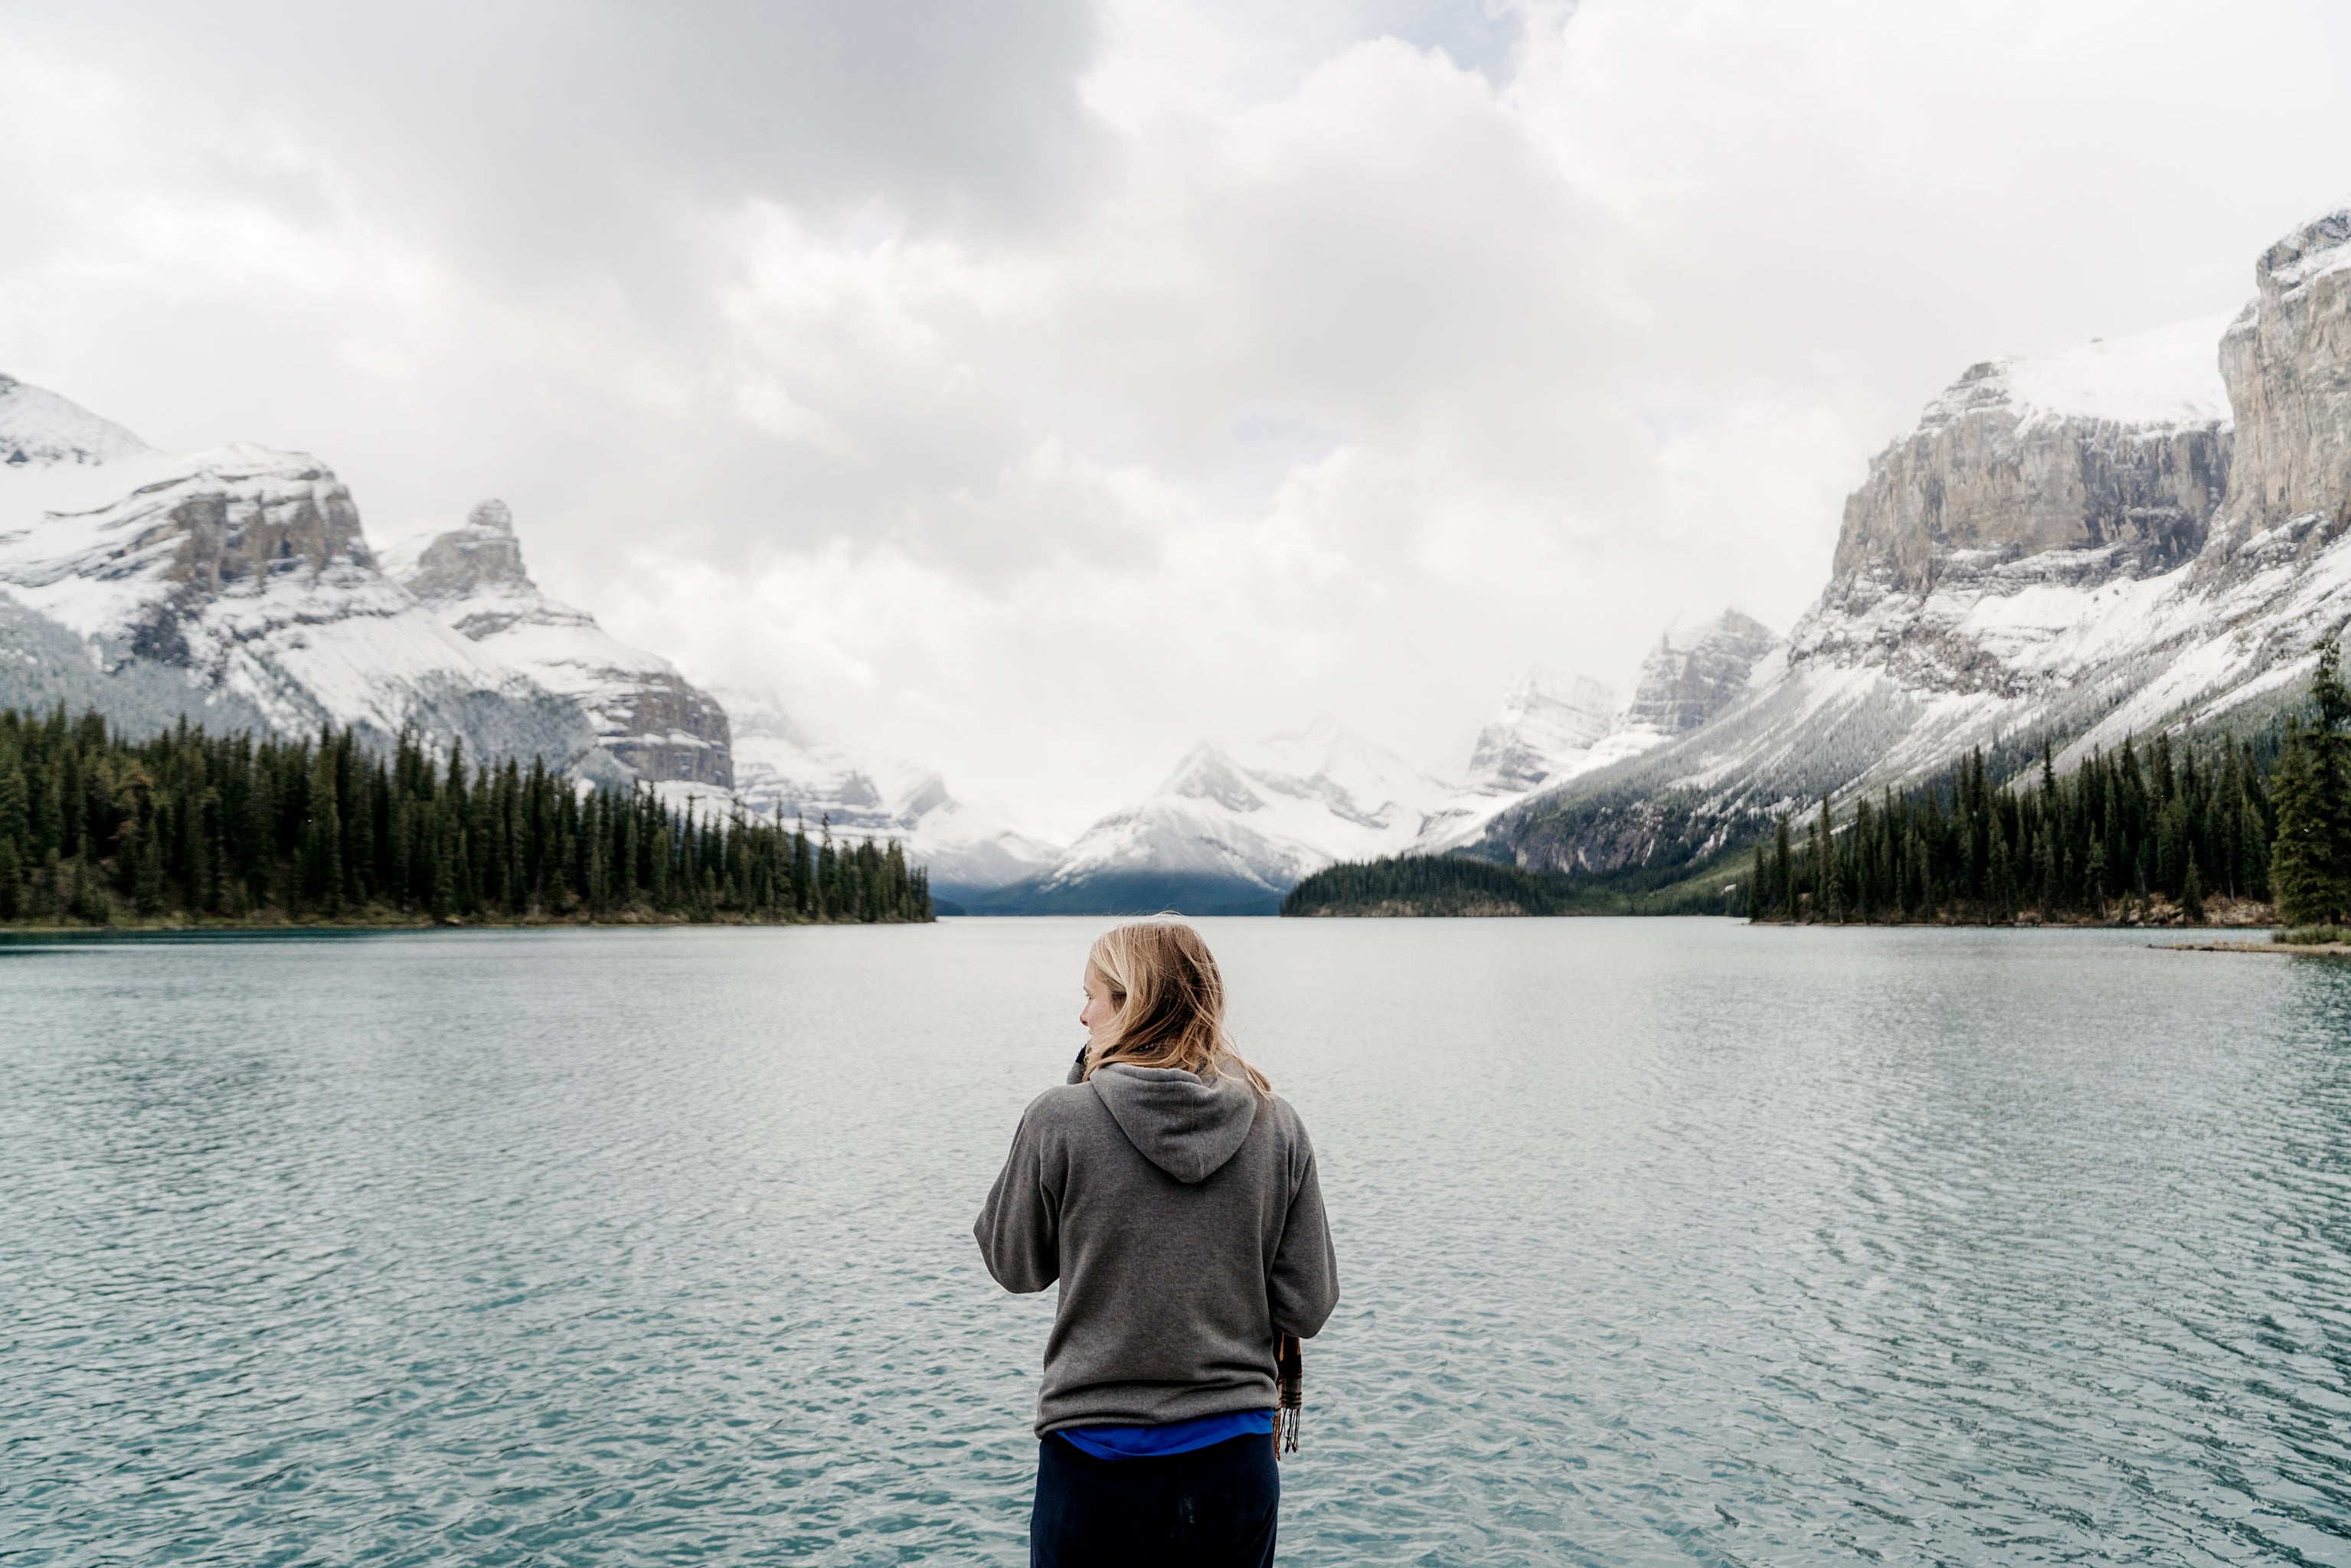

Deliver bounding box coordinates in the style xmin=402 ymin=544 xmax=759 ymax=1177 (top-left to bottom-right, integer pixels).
xmin=0 ymin=430 xmax=603 ymax=773
xmin=1484 ymin=201 xmax=2351 ymax=882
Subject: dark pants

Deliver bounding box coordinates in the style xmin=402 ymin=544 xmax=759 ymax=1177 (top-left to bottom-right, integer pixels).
xmin=1031 ymin=1432 xmax=1279 ymax=1567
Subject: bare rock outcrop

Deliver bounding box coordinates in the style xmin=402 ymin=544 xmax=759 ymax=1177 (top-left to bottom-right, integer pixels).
xmin=389 ymin=500 xmax=734 ymax=787
xmin=1829 ymin=322 xmax=2232 ymax=595
xmin=2197 ymin=207 xmax=2351 ymax=580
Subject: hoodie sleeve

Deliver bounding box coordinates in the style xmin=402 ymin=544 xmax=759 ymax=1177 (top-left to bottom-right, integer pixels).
xmin=1268 ymin=1126 xmax=1340 ymax=1339
xmin=973 ymin=1099 xmax=1061 ymax=1294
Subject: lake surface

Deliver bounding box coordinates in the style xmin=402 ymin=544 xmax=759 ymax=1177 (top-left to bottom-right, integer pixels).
xmin=3 ymin=919 xmax=2347 ymax=1565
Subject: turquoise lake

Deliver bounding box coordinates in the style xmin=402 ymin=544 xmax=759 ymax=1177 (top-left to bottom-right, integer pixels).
xmin=3 ymin=918 xmax=2346 ymax=1564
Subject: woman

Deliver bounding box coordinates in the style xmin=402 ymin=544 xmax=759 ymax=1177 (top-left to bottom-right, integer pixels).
xmin=975 ymin=920 xmax=1339 ymax=1567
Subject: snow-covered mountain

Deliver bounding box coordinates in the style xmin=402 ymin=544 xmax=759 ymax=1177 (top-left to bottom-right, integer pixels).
xmin=0 ymin=381 xmax=600 ymax=769
xmin=0 ymin=374 xmax=1060 ymax=877
xmin=385 ymin=500 xmax=732 ymax=786
xmin=0 ymin=374 xmax=151 ymax=468
xmin=976 ymin=720 xmax=1448 ymax=914
xmin=1417 ymin=611 xmax=1781 ymax=852
xmin=714 ymin=688 xmax=1058 ymax=897
xmin=1462 ymin=670 xmax=1620 ymax=795
xmin=1625 ymin=610 xmax=1784 ymax=736
xmin=1489 ymin=201 xmax=2351 ymax=877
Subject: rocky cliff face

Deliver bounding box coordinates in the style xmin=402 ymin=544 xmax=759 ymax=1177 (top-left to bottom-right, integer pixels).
xmin=388 ymin=500 xmax=733 ymax=786
xmin=400 ymin=498 xmax=531 ymax=615
xmin=1493 ymin=201 xmax=2351 ymax=879
xmin=2219 ymin=210 xmax=2351 ymax=529
xmin=0 ymin=402 xmax=597 ymax=766
xmin=1828 ymin=332 xmax=2232 ymax=596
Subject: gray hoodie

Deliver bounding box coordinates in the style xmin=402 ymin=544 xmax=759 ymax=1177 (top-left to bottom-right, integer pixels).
xmin=974 ymin=1061 xmax=1339 ymax=1436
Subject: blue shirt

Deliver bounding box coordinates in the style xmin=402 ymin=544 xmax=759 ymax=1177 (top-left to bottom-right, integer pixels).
xmin=1059 ymin=1409 xmax=1274 ymax=1461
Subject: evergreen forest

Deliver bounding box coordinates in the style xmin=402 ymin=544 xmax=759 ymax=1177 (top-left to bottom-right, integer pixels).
xmin=0 ymin=705 xmax=932 ymax=927
xmin=1755 ymin=642 xmax=2351 ymax=926
xmin=1751 ymin=730 xmax=2267 ymax=926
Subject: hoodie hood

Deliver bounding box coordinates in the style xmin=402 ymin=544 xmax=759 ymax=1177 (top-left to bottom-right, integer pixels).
xmin=1089 ymin=1063 xmax=1262 ymax=1184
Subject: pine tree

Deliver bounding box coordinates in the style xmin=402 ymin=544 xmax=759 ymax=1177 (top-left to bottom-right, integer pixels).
xmin=2271 ymin=640 xmax=2351 ymax=927
xmin=1989 ymin=825 xmax=2015 ymax=924
xmin=1774 ymin=815 xmax=1794 ymax=920
xmin=133 ymin=828 xmax=163 ymax=916
xmin=1906 ymin=826 xmax=1933 ymax=920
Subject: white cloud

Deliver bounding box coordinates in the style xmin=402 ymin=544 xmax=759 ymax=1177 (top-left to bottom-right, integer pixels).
xmin=4 ymin=0 xmax=2351 ymax=836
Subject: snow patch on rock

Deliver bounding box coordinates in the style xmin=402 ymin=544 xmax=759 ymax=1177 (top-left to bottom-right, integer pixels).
xmin=0 ymin=374 xmax=153 ymax=468
xmin=1996 ymin=315 xmax=2234 ymax=430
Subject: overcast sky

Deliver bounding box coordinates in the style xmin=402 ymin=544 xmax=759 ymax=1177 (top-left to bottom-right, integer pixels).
xmin=5 ymin=1 xmax=2351 ymax=838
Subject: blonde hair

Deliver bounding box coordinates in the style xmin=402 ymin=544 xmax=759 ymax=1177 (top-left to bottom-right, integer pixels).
xmin=1084 ymin=920 xmax=1271 ymax=1096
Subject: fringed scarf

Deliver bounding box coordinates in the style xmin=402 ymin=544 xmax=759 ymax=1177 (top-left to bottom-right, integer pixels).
xmin=1274 ymin=1333 xmax=1303 ymax=1458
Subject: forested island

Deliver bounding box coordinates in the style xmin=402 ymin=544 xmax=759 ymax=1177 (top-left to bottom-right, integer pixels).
xmin=1283 ymin=856 xmax=1584 ymax=916
xmin=1282 ymin=845 xmax=1741 ymax=917
xmin=0 ymin=705 xmax=931 ymax=928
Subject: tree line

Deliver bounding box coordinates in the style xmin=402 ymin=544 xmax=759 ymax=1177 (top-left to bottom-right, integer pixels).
xmin=2265 ymin=640 xmax=2351 ymax=926
xmin=0 ymin=705 xmax=931 ymax=926
xmin=1751 ymin=719 xmax=2273 ymax=925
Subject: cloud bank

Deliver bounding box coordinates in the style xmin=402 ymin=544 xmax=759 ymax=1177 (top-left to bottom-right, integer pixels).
xmin=5 ymin=0 xmax=2350 ymax=835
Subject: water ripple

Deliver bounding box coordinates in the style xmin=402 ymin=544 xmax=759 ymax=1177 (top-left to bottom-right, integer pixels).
xmin=2 ymin=921 xmax=2346 ymax=1563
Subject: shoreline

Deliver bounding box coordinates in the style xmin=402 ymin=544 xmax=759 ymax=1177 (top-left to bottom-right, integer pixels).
xmin=0 ymin=910 xmax=930 ymax=936
xmin=2159 ymin=939 xmax=2351 ymax=956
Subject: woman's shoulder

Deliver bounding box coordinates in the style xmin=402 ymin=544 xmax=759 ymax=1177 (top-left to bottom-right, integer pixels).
xmin=1019 ymin=1081 xmax=1105 ymax=1133
xmin=1257 ymin=1091 xmax=1318 ymax=1156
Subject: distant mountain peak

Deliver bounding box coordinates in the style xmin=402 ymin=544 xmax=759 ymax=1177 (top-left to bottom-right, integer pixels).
xmin=1626 ymin=609 xmax=1780 ymax=736
xmin=1159 ymin=743 xmax=1270 ymax=812
xmin=0 ymin=374 xmax=153 ymax=468
xmin=1461 ymin=667 xmax=1617 ymax=795
xmin=708 ymin=682 xmax=1058 ymax=897
xmin=1414 ymin=610 xmax=1783 ymax=855
xmin=984 ymin=720 xmax=1446 ymax=913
